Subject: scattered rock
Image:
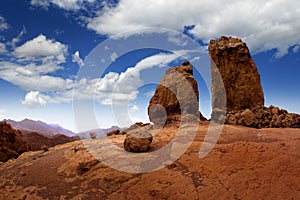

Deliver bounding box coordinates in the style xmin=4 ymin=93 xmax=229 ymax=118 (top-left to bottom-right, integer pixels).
xmin=148 ymin=61 xmax=201 ymax=125
xmin=124 ymin=130 xmax=153 ymax=152
xmin=135 ymin=122 xmax=150 ymax=127
xmin=225 ymin=105 xmax=300 ymax=128
xmin=240 ymin=109 xmax=256 ymax=127
xmin=107 ymin=129 xmax=120 ymax=137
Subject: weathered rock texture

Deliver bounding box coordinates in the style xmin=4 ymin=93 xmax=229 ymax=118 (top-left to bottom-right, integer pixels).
xmin=124 ymin=129 xmax=153 ymax=152
xmin=0 ymin=122 xmax=31 ymax=162
xmin=209 ymin=36 xmax=264 ymax=112
xmin=148 ymin=61 xmax=202 ymax=125
xmin=209 ymin=36 xmax=300 ymax=128
xmin=226 ymin=105 xmax=300 ymax=128
xmin=1 ymin=124 xmax=300 ymax=199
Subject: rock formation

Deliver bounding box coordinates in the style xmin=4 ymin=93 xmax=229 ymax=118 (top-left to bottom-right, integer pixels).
xmin=148 ymin=61 xmax=202 ymax=125
xmin=124 ymin=129 xmax=153 ymax=152
xmin=209 ymin=36 xmax=264 ymax=112
xmin=209 ymin=36 xmax=300 ymax=128
xmin=0 ymin=122 xmax=31 ymax=162
xmin=226 ymin=105 xmax=300 ymax=128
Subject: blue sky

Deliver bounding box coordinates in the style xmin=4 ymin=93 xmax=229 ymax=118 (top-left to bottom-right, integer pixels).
xmin=0 ymin=0 xmax=299 ymax=132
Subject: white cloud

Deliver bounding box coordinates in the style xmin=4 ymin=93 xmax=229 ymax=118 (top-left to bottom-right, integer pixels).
xmin=61 ymin=52 xmax=179 ymax=105
xmin=1 ymin=39 xmax=181 ymax=108
xmin=72 ymin=51 xmax=84 ymax=67
xmin=0 ymin=62 xmax=73 ymax=92
xmin=9 ymin=26 xmax=27 ymax=48
xmin=292 ymin=45 xmax=299 ymax=53
xmin=130 ymin=104 xmax=139 ymax=112
xmin=0 ymin=43 xmax=6 ymax=54
xmin=0 ymin=16 xmax=9 ymax=31
xmin=31 ymin=0 xmax=96 ymax=10
xmin=22 ymin=91 xmax=47 ymax=107
xmin=87 ymin=0 xmax=300 ymax=57
xmin=110 ymin=52 xmax=118 ymax=62
xmin=13 ymin=34 xmax=68 ymax=64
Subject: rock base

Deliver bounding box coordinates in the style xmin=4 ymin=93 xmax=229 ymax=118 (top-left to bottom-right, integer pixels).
xmin=224 ymin=105 xmax=300 ymax=128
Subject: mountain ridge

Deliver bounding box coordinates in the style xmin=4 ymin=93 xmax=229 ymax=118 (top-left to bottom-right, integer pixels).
xmin=3 ymin=119 xmax=76 ymax=137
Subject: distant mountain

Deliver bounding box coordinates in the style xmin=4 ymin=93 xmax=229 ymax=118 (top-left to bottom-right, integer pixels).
xmin=3 ymin=119 xmax=76 ymax=137
xmin=78 ymin=126 xmax=123 ymax=139
xmin=21 ymin=129 xmax=79 ymax=151
xmin=0 ymin=121 xmax=79 ymax=162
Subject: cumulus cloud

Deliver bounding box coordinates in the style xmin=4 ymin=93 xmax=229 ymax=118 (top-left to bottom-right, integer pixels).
xmin=0 ymin=62 xmax=74 ymax=91
xmin=0 ymin=34 xmax=74 ymax=107
xmin=1 ymin=39 xmax=181 ymax=108
xmin=72 ymin=51 xmax=84 ymax=67
xmin=22 ymin=91 xmax=47 ymax=107
xmin=31 ymin=0 xmax=96 ymax=10
xmin=87 ymin=0 xmax=300 ymax=57
xmin=72 ymin=52 xmax=179 ymax=105
xmin=0 ymin=16 xmax=9 ymax=31
xmin=13 ymin=34 xmax=68 ymax=63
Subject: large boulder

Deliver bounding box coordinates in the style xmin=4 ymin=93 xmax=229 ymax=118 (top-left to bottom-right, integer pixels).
xmin=209 ymin=36 xmax=264 ymax=112
xmin=124 ymin=129 xmax=153 ymax=152
xmin=148 ymin=61 xmax=201 ymax=125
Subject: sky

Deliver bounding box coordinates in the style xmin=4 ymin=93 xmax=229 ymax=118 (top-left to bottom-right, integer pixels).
xmin=0 ymin=0 xmax=299 ymax=132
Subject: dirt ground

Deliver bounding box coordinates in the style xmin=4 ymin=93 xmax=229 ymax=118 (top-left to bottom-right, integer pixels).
xmin=0 ymin=122 xmax=299 ymax=199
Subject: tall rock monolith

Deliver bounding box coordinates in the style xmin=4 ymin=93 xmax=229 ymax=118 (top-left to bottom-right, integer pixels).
xmin=209 ymin=36 xmax=264 ymax=113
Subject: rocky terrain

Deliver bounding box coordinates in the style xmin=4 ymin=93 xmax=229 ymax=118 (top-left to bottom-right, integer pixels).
xmin=0 ymin=36 xmax=299 ymax=199
xmin=0 ymin=122 xmax=31 ymax=162
xmin=21 ymin=130 xmax=78 ymax=151
xmin=209 ymin=36 xmax=300 ymax=128
xmin=0 ymin=122 xmax=299 ymax=199
xmin=0 ymin=122 xmax=78 ymax=161
xmin=226 ymin=105 xmax=300 ymax=128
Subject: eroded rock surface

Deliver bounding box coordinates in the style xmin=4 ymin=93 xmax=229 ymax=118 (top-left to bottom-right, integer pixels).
xmin=0 ymin=122 xmax=31 ymax=162
xmin=209 ymin=36 xmax=264 ymax=112
xmin=124 ymin=129 xmax=153 ymax=152
xmin=1 ymin=124 xmax=300 ymax=199
xmin=226 ymin=105 xmax=300 ymax=128
xmin=148 ymin=61 xmax=201 ymax=125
